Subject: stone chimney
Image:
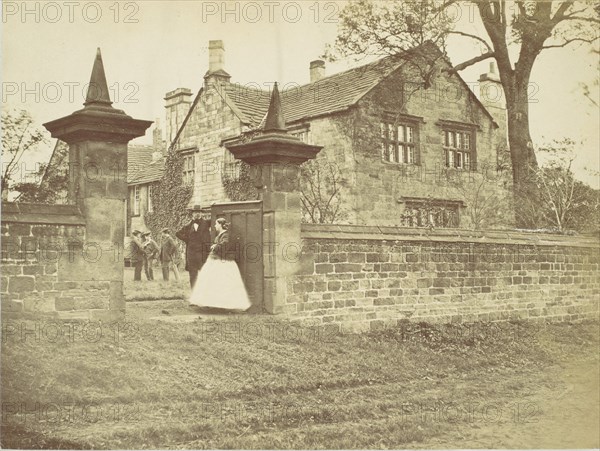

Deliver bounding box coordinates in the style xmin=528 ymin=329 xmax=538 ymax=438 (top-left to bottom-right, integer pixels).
xmin=310 ymin=60 xmax=326 ymax=83
xmin=164 ymin=88 xmax=192 ymax=148
xmin=479 ymin=61 xmax=508 ymax=165
xmin=204 ymin=40 xmax=231 ymax=87
xmin=152 ymin=118 xmax=164 ymax=152
xmin=478 ymin=62 xmax=505 ymax=110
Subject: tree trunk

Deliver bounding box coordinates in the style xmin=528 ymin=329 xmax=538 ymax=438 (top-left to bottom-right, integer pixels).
xmin=501 ymin=64 xmax=541 ymax=228
xmin=504 ymin=72 xmax=538 ymax=186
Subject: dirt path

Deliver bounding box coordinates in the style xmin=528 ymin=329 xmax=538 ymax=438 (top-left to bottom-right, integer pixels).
xmin=422 ymin=355 xmax=600 ymax=449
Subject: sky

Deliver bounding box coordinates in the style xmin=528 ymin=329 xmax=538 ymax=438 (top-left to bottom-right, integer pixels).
xmin=2 ymin=0 xmax=599 ymax=187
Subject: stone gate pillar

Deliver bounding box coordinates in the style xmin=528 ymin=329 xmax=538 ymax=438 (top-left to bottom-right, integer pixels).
xmin=225 ymin=83 xmax=322 ymax=313
xmin=43 ymin=48 xmax=151 ymax=319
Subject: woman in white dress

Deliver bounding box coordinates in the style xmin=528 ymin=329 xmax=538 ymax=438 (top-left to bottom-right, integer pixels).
xmin=188 ymin=218 xmax=252 ymax=311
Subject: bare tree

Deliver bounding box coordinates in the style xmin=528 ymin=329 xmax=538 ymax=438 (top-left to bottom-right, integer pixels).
xmin=1 ymin=109 xmax=48 ymax=201
xmin=446 ymin=166 xmax=512 ymax=230
xmin=300 ymin=159 xmax=348 ymax=223
xmin=327 ymin=0 xmax=600 ymax=189
xmin=517 ymin=139 xmax=599 ymax=232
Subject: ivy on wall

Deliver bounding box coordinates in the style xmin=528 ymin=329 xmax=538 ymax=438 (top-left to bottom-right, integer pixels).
xmin=222 ymin=161 xmax=259 ymax=202
xmin=145 ymin=150 xmax=193 ymax=240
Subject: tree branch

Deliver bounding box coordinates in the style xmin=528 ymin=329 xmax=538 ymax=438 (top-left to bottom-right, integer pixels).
xmin=451 ymin=51 xmax=496 ymax=72
xmin=447 ymin=30 xmax=493 ymax=52
xmin=560 ymin=16 xmax=600 ymax=24
xmin=551 ymin=0 xmax=576 ymax=24
xmin=542 ymin=36 xmax=599 ymax=49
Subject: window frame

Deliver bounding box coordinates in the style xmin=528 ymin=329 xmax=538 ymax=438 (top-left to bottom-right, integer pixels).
xmin=222 ymin=148 xmax=241 ymax=180
xmin=380 ymin=113 xmax=423 ymax=166
xmin=438 ymin=120 xmax=477 ymax=171
xmin=180 ymin=148 xmax=196 ymax=186
xmin=288 ymin=124 xmax=311 ymax=144
xmin=147 ymin=183 xmax=154 ymax=213
xmin=399 ymin=196 xmax=464 ymax=228
xmin=132 ymin=185 xmax=140 ymax=216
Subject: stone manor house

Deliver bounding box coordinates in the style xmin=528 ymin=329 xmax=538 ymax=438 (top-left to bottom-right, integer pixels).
xmin=162 ymin=40 xmax=513 ymax=230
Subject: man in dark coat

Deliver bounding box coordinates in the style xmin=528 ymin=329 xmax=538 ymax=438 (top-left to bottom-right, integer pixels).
xmin=160 ymin=228 xmax=180 ymax=282
xmin=175 ymin=206 xmax=212 ymax=288
xmin=129 ymin=230 xmax=146 ymax=281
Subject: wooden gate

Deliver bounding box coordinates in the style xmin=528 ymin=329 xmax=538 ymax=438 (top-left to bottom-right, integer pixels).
xmin=211 ymin=200 xmax=263 ymax=313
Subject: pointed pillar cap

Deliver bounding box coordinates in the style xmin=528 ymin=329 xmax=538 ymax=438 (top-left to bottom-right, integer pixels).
xmin=84 ymin=48 xmax=113 ymax=107
xmin=43 ymin=48 xmax=152 ymax=144
xmin=263 ymin=82 xmax=287 ymax=132
xmin=223 ymin=81 xmax=323 ymax=165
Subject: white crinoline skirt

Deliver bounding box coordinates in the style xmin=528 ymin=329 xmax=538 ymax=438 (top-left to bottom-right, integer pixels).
xmin=188 ymin=256 xmax=252 ymax=311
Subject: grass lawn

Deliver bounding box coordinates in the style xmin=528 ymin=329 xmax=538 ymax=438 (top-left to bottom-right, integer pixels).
xmin=1 ymin=301 xmax=598 ymax=449
xmin=123 ymin=267 xmax=189 ymax=301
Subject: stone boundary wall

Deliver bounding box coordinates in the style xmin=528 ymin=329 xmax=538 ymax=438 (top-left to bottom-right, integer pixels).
xmin=284 ymin=224 xmax=600 ymax=333
xmin=1 ymin=203 xmax=124 ymax=320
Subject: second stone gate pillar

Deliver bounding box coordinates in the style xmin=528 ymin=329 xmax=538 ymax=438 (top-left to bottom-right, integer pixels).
xmin=225 ymin=83 xmax=322 ymax=313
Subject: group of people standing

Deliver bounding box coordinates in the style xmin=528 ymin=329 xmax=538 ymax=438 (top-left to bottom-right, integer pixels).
xmin=129 ymin=206 xmax=251 ymax=312
xmin=130 ymin=229 xmax=180 ymax=282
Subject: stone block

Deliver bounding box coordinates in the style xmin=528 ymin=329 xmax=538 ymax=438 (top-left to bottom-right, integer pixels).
xmin=334 ymin=263 xmax=362 ymax=273
xmin=417 ymin=279 xmax=433 ymax=288
xmin=2 ymin=298 xmax=24 ymax=312
xmin=374 ymin=298 xmax=394 ymax=306
xmin=54 ymin=281 xmax=79 ymax=291
xmin=328 ymin=281 xmax=341 ymax=291
xmin=2 ymin=265 xmax=22 ymax=276
xmin=385 ymin=279 xmax=401 ymax=288
xmin=41 ymin=262 xmax=57 ymax=275
xmin=341 ymin=280 xmax=359 ymax=291
xmin=8 ymin=276 xmax=35 ymax=292
xmin=315 ymin=263 xmax=333 ymax=274
xmin=23 ymin=265 xmax=45 ymax=276
xmin=330 ymin=253 xmax=347 ymax=263
xmin=348 ymin=253 xmax=366 ymax=263
xmin=22 ymin=292 xmax=55 ymax=312
xmin=55 ymin=297 xmax=75 ymax=311
xmin=405 ymin=254 xmax=419 ymax=263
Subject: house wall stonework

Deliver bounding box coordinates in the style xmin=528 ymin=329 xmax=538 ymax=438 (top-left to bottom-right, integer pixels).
xmin=174 ymin=83 xmax=244 ymax=208
xmin=343 ymin=64 xmax=514 ymax=228
xmin=295 ymin=113 xmax=358 ymax=223
xmin=281 ymin=225 xmax=599 ymax=333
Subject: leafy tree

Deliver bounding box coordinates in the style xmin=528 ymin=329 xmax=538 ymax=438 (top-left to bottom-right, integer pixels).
xmin=327 ymin=0 xmax=599 ymax=188
xmin=1 ymin=109 xmax=48 ymax=201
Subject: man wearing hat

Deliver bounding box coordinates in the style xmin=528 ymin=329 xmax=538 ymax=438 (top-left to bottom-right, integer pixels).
xmin=160 ymin=228 xmax=180 ymax=282
xmin=176 ymin=206 xmax=212 ymax=288
xmin=129 ymin=230 xmax=146 ymax=281
xmin=142 ymin=231 xmax=160 ymax=281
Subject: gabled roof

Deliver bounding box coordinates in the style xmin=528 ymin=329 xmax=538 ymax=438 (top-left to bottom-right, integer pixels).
xmin=220 ymin=55 xmax=404 ymax=127
xmin=172 ymin=42 xmax=498 ymax=148
xmin=127 ymin=144 xmax=164 ymax=185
